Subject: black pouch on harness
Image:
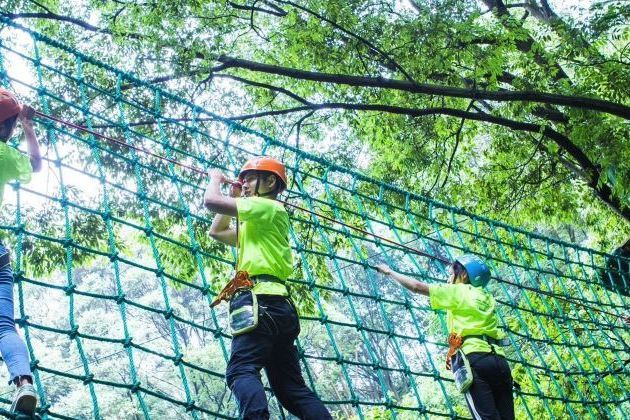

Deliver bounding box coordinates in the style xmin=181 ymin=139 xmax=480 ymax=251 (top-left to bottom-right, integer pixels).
xmin=229 ymin=289 xmax=259 ymax=336
xmin=451 ymin=349 xmax=473 ymax=393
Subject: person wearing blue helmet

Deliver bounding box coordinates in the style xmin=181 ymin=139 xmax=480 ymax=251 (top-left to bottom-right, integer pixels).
xmin=377 ymin=255 xmax=514 ymax=420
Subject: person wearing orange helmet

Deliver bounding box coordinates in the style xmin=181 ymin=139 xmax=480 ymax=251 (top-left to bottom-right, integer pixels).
xmin=204 ymin=156 xmax=331 ymax=419
xmin=0 ymin=88 xmax=42 ymax=416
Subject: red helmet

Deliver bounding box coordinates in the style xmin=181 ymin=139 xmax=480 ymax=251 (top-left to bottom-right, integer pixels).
xmin=238 ymin=156 xmax=287 ymax=192
xmin=0 ymin=89 xmax=21 ymax=123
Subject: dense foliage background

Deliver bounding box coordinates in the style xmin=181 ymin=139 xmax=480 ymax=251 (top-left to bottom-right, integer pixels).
xmin=0 ymin=1 xmax=628 ymax=419
xmin=2 ymin=0 xmax=628 ymax=247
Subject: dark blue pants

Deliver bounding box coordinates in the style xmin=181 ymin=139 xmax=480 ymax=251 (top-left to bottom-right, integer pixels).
xmin=225 ymin=295 xmax=331 ymax=420
xmin=464 ymin=352 xmax=514 ymax=420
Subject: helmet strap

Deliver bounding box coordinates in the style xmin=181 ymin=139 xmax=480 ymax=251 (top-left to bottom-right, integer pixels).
xmin=0 ymin=115 xmax=18 ymax=141
xmin=254 ymin=175 xmax=260 ymax=196
xmin=253 ymin=173 xmax=277 ymax=198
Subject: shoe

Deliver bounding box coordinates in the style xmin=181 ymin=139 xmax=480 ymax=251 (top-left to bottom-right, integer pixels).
xmin=10 ymin=383 xmax=38 ymax=415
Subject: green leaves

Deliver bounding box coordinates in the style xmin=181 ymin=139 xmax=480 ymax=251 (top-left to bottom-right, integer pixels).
xmin=11 ymin=0 xmax=622 ymax=243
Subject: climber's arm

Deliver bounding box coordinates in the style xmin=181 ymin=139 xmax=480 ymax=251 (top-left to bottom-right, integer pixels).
xmin=376 ymin=264 xmax=430 ymax=296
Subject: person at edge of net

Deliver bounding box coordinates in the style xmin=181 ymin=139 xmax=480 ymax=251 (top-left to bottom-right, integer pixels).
xmin=377 ymin=255 xmax=514 ymax=420
xmin=0 ymin=89 xmax=42 ymax=416
xmin=203 ymin=156 xmax=332 ymax=420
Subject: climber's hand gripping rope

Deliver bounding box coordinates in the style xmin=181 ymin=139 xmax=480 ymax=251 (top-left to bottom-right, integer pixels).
xmin=207 ymin=169 xmax=242 ymax=197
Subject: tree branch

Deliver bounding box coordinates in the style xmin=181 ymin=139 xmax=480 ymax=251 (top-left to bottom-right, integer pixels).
xmin=215 ymin=56 xmax=630 ymax=119
xmin=291 ymin=110 xmax=314 ymax=149
xmin=226 ymin=101 xmax=629 ymax=221
xmin=28 ymin=0 xmax=55 ymax=15
xmin=466 ymin=73 xmax=569 ymax=123
xmin=1 ymin=11 xmax=106 ymax=33
xmin=0 ymin=11 xmax=141 ymax=39
xmin=227 ymin=0 xmax=287 ymax=17
xmin=211 ymin=74 xmax=311 ymax=104
xmin=268 ymin=0 xmax=416 ymax=82
xmin=594 ymin=359 xmax=630 ymax=384
xmin=481 ymin=0 xmax=569 ymax=80
xmin=441 ymin=100 xmax=475 ymax=189
xmin=121 ymin=70 xmax=206 ymax=90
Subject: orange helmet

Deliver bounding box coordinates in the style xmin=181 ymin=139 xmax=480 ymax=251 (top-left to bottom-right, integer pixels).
xmin=238 ymin=156 xmax=287 ymax=192
xmin=0 ymin=89 xmax=21 ymax=123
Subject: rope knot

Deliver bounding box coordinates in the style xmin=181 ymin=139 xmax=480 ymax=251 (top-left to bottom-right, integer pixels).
xmin=185 ymin=400 xmax=196 ymax=412
xmin=64 ymin=283 xmax=77 ymax=295
xmin=13 ymin=271 xmax=23 ymax=282
xmin=69 ymin=325 xmax=80 ymax=339
xmin=173 ymin=353 xmax=184 ymax=366
xmin=130 ymin=381 xmax=141 ymax=393
xmin=16 ymin=316 xmax=29 ymax=327
xmin=39 ymin=403 xmax=51 ymax=415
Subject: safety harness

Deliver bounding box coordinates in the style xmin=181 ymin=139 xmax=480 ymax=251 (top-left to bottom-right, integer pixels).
xmin=209 ymin=181 xmax=288 ymax=338
xmin=210 ymin=271 xmax=253 ymax=307
xmin=445 ymin=333 xmax=509 ymax=370
xmin=210 ymin=272 xmax=285 ymax=307
xmin=446 ymin=333 xmax=463 ymax=370
xmin=209 ymin=194 xmax=284 ymax=308
xmin=465 ymin=334 xmax=510 ymax=347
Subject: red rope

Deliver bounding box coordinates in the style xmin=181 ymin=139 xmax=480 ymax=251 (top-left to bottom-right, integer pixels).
xmin=34 ymin=110 xmax=205 ymax=175
xmin=34 ymin=110 xmax=443 ymax=262
xmin=32 ymin=110 xmax=629 ymax=323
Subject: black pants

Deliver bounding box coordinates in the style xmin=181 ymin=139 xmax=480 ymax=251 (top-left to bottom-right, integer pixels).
xmin=225 ymin=295 xmax=332 ymax=420
xmin=464 ymin=352 xmax=514 ymax=420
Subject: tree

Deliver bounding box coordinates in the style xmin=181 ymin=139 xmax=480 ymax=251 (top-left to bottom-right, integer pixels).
xmin=0 ymin=1 xmax=628 ymax=418
xmin=2 ymin=0 xmax=628 ymax=246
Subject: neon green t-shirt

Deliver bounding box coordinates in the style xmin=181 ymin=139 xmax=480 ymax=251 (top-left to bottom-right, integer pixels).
xmin=0 ymin=142 xmax=32 ymax=207
xmin=235 ymin=196 xmax=293 ymax=296
xmin=429 ymin=283 xmax=505 ymax=356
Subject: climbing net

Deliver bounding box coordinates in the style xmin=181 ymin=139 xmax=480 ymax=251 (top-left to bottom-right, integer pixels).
xmin=0 ymin=18 xmax=628 ymax=420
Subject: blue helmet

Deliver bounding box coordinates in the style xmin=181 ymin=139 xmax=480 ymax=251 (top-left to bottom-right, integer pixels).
xmin=455 ymin=254 xmax=491 ymax=287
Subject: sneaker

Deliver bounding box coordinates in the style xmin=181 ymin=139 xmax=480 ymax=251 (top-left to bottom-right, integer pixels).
xmin=10 ymin=383 xmax=38 ymax=415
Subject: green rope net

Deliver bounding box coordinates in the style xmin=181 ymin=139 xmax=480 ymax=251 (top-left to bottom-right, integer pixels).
xmin=0 ymin=19 xmax=628 ymax=420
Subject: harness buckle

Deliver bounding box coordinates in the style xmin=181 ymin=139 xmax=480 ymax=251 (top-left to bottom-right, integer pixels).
xmin=211 ymin=271 xmax=254 ymax=307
